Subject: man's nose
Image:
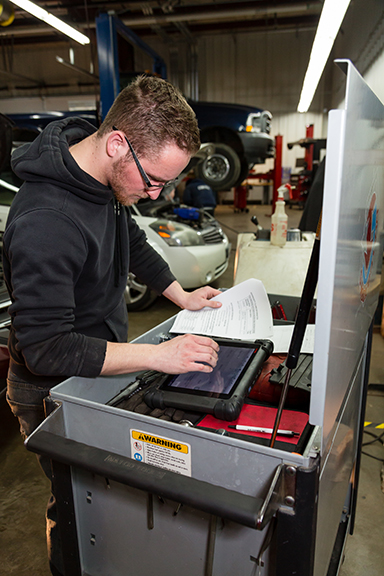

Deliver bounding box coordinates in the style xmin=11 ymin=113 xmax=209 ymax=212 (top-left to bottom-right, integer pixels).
xmin=147 ymin=188 xmax=162 ymax=200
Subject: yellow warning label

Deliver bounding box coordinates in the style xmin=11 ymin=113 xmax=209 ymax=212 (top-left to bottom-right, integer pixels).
xmin=132 ymin=430 xmax=189 ymax=454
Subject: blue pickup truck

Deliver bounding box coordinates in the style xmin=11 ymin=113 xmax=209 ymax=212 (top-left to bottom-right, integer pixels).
xmin=189 ymin=100 xmax=274 ymax=190
xmin=6 ymin=99 xmax=274 ymax=191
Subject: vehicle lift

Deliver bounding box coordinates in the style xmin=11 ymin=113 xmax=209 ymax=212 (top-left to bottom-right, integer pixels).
xmin=286 ymin=126 xmax=327 ymax=209
xmin=95 ymin=12 xmax=167 ymax=121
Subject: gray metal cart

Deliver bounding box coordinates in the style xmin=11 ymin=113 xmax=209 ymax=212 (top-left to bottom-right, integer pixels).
xmin=26 ymin=60 xmax=384 ymax=576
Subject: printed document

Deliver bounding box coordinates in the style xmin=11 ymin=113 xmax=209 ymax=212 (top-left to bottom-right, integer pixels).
xmin=170 ymin=278 xmax=274 ymax=340
xmin=270 ymin=324 xmax=315 ymax=354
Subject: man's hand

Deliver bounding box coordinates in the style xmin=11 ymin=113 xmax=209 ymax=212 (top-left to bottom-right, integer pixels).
xmin=151 ymin=334 xmax=220 ymax=373
xmin=102 ymin=335 xmax=220 ymax=375
xmin=181 ymin=285 xmax=223 ymax=310
xmin=101 ymin=282 xmax=223 ymax=376
xmin=163 ymin=280 xmax=222 ymax=310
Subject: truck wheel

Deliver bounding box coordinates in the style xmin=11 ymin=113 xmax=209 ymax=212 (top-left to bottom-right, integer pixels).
xmin=196 ymin=143 xmax=241 ymax=191
xmin=124 ymin=273 xmax=158 ymax=311
xmin=234 ymin=159 xmax=250 ymax=187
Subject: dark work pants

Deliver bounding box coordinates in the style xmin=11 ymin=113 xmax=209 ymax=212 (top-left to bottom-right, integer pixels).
xmin=6 ymin=372 xmax=64 ymax=576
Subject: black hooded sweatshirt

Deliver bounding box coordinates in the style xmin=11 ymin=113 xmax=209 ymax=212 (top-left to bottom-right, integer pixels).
xmin=2 ymin=117 xmax=176 ymax=388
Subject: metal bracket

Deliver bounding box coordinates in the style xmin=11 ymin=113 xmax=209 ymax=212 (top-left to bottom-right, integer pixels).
xmin=43 ymin=395 xmax=61 ymax=418
xmin=256 ymin=463 xmax=297 ymax=530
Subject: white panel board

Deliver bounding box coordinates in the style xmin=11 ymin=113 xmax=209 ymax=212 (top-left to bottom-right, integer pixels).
xmin=234 ymin=233 xmax=315 ymax=297
xmin=310 ymin=60 xmax=384 ymax=452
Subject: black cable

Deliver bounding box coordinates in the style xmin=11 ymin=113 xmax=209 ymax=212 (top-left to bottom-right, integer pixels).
xmin=361 ymin=429 xmax=384 ymax=462
xmin=361 ymin=451 xmax=384 ymax=462
xmin=362 ymin=430 xmax=384 ymax=446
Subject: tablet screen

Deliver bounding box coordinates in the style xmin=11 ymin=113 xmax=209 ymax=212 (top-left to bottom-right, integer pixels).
xmin=165 ymin=345 xmax=254 ymax=398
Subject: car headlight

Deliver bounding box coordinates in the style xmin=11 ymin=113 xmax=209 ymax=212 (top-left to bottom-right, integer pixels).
xmin=149 ymin=219 xmax=205 ymax=247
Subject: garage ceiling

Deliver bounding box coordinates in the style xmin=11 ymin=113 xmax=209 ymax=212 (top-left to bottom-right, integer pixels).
xmin=1 ymin=0 xmax=322 ymax=45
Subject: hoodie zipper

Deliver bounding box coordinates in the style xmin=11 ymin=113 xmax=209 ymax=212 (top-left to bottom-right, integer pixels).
xmin=114 ymin=198 xmax=124 ymax=287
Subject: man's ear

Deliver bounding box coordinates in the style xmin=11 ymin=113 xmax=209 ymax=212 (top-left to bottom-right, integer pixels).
xmin=106 ymin=131 xmax=126 ymax=159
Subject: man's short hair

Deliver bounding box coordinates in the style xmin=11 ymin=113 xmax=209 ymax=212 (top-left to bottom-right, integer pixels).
xmin=98 ymin=75 xmax=200 ymax=158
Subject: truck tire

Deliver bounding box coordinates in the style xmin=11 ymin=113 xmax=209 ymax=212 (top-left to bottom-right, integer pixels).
xmin=234 ymin=159 xmax=251 ymax=187
xmin=195 ymin=143 xmax=241 ymax=191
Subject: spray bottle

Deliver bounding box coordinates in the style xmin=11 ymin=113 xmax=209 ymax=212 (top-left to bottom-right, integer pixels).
xmin=271 ymin=185 xmax=289 ymax=247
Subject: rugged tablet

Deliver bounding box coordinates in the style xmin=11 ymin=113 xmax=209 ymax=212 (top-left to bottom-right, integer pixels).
xmin=144 ymin=339 xmax=274 ymax=421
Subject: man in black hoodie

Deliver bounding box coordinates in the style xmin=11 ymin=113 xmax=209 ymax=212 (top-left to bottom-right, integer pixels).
xmin=3 ymin=76 xmax=221 ymax=576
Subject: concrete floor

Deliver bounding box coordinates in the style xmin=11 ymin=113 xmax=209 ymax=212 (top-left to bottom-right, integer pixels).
xmin=0 ymin=203 xmax=383 ymax=576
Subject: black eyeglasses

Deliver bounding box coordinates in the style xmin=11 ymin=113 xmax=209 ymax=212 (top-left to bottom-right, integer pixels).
xmin=112 ymin=126 xmax=177 ymax=191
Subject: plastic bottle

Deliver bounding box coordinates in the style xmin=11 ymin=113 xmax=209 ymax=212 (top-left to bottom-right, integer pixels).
xmin=270 ymin=190 xmax=288 ymax=247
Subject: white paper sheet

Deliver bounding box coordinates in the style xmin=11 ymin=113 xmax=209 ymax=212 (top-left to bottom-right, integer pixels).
xmin=271 ymin=324 xmax=315 ymax=354
xmin=170 ymin=278 xmax=274 ymax=340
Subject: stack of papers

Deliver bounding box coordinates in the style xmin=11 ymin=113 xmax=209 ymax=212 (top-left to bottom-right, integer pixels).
xmin=170 ymin=278 xmax=315 ymax=354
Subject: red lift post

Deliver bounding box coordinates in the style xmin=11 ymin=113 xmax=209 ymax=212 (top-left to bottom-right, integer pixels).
xmin=304 ymin=124 xmax=314 ymax=172
xmin=287 ymin=125 xmax=326 ymax=209
xmin=248 ymin=134 xmax=283 ymax=215
xmin=233 ymin=183 xmax=249 ymax=213
xmin=272 ymin=134 xmax=283 ymax=213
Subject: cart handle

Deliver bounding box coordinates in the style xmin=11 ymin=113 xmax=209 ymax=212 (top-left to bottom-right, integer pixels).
xmin=26 ymin=426 xmax=286 ymax=530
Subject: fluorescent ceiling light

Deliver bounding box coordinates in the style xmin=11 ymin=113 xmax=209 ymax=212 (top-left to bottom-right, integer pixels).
xmin=297 ymin=0 xmax=351 ymax=113
xmin=10 ymin=0 xmax=90 ymax=45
